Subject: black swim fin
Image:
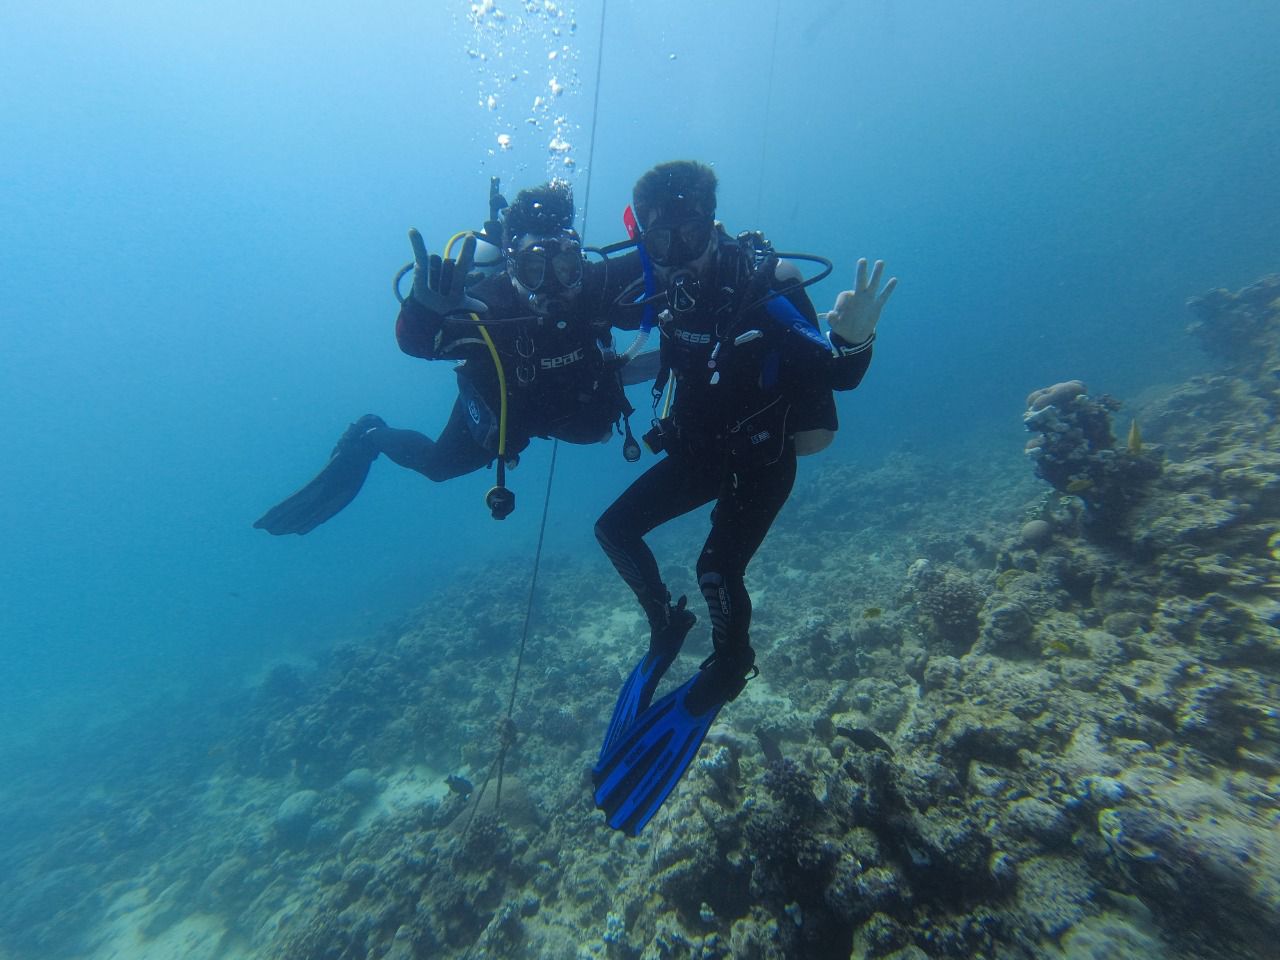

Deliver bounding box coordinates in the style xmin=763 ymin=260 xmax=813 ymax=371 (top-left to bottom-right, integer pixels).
xmin=619 ymin=347 xmax=662 ymax=386
xmin=254 ymin=415 xmax=384 ymax=536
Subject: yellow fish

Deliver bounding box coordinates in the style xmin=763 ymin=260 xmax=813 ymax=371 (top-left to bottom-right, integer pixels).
xmin=1066 ymin=478 xmax=1093 ymax=493
xmin=1127 ymin=419 xmax=1143 ymax=455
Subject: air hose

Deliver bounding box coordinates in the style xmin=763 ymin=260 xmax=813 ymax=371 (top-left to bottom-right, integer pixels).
xmin=445 ymin=232 xmax=514 ymax=519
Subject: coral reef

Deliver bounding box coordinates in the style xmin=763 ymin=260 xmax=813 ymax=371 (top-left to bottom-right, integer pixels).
xmin=1022 ymin=380 xmax=1163 ymax=534
xmin=2 ymin=274 xmax=1279 ymax=959
xmin=904 ymin=559 xmax=988 ymax=653
xmin=1186 ymin=273 xmax=1280 ymax=382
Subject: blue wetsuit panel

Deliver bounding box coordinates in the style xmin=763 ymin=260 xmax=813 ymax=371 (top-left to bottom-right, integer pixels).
xmin=764 ymin=294 xmax=830 ymax=353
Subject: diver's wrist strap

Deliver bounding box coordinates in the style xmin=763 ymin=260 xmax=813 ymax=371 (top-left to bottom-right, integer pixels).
xmin=829 ymin=331 xmax=875 ymax=357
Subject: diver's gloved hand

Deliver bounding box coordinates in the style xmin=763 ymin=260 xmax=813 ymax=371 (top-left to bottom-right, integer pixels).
xmin=826 ymin=258 xmax=898 ymax=344
xmin=408 ymin=228 xmax=488 ymax=316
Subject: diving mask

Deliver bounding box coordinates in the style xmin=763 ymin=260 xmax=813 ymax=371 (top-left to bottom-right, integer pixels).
xmin=642 ymin=216 xmax=713 ymax=267
xmin=507 ymin=231 xmax=584 ymax=295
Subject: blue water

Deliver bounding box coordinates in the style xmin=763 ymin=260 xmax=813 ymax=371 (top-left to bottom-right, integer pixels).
xmin=1 ymin=0 xmax=1277 ymax=864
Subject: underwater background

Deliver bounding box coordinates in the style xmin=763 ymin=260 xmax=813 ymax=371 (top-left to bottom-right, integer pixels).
xmin=1 ymin=1 xmax=1278 ymax=958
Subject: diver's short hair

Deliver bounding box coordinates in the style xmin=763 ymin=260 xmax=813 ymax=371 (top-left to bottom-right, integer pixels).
xmin=502 ymin=180 xmax=575 ymax=246
xmin=632 ymin=161 xmax=718 ymax=227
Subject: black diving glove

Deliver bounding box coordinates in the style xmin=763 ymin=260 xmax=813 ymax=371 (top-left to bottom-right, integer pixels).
xmin=408 ymin=228 xmax=488 ymax=316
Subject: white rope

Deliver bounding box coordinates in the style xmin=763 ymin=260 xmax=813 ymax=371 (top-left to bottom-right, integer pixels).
xmin=578 ymin=0 xmax=610 ymax=242
xmin=753 ymin=0 xmax=783 ymax=224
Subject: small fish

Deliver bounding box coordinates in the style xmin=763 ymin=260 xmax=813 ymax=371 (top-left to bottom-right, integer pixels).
xmin=835 ymin=726 xmax=894 ymax=755
xmin=755 ymin=727 xmax=784 ymax=764
xmin=1066 ymin=478 xmax=1093 ymax=493
xmin=1046 ymin=639 xmax=1071 ymax=655
xmin=862 ymin=607 xmax=882 ymax=619
xmin=446 ymin=775 xmax=474 ymax=796
xmin=1126 ymin=419 xmax=1143 ymax=455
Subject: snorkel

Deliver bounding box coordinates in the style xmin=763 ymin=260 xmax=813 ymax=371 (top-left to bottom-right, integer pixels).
xmin=619 ymin=205 xmax=657 ymax=362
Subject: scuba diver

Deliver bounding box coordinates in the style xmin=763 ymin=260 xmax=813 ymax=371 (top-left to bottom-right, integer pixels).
xmin=591 ymin=160 xmax=897 ymax=835
xmin=254 ymin=180 xmax=647 ymax=533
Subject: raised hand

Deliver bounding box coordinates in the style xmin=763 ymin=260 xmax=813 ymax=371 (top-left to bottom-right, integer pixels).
xmin=826 ymin=258 xmax=897 ymax=344
xmin=408 ymin=228 xmax=487 ymax=315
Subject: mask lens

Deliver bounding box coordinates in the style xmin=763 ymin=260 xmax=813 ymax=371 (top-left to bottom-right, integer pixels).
xmin=552 ymin=249 xmax=583 ymax=288
xmin=513 ymin=246 xmax=549 ymax=291
xmin=642 ymin=225 xmax=675 ymax=264
xmin=678 ymin=219 xmax=711 ymax=258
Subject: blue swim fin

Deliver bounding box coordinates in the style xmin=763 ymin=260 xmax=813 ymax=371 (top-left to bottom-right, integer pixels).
xmin=593 ymin=675 xmax=721 ymax=835
xmin=597 ymin=598 xmax=697 ymax=763
xmin=599 ymin=650 xmax=670 ymax=765
xmin=593 ymin=655 xmax=750 ymax=836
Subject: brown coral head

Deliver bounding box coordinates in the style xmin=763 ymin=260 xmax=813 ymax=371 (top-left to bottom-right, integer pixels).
xmin=1026 ymin=380 xmax=1087 ymax=411
xmin=1020 ymin=519 xmax=1053 ymax=548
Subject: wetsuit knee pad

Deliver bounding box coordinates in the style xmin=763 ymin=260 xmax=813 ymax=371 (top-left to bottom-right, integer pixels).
xmin=697 ymin=569 xmax=728 ymax=612
xmin=698 ymin=569 xmax=749 ymax=615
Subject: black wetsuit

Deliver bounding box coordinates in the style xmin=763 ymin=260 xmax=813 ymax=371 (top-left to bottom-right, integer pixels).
xmin=387 ymin=254 xmax=642 ymax=480
xmin=595 ymin=231 xmax=873 ymax=692
xmin=252 ymin=254 xmax=649 ymax=537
